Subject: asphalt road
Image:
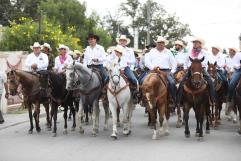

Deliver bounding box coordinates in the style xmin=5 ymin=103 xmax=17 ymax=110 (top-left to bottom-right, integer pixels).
xmin=0 ymin=105 xmax=240 ymax=161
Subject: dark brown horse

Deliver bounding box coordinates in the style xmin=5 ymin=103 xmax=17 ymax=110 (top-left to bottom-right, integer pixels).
xmin=142 ymin=70 xmax=169 ymax=139
xmin=233 ymin=77 xmax=241 ymax=134
xmin=7 ymin=70 xmax=50 ymax=134
xmin=182 ymin=57 xmax=210 ymax=139
xmin=207 ymin=61 xmax=227 ymax=127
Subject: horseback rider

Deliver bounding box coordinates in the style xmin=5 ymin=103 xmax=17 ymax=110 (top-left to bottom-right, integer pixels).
xmin=144 ymin=36 xmax=177 ymax=105
xmin=226 ymin=47 xmax=240 ymax=106
xmin=113 ymin=35 xmax=139 ymax=104
xmin=207 ymin=45 xmax=228 ymax=96
xmin=25 ymin=42 xmax=49 ymax=96
xmin=73 ymin=50 xmax=84 ymax=63
xmin=42 ymin=43 xmax=54 ymax=71
xmin=176 ymin=37 xmax=216 ymax=106
xmin=54 ymin=44 xmax=73 ymax=73
xmin=83 ymin=33 xmax=108 ymax=85
xmin=174 ymin=40 xmax=189 ymax=72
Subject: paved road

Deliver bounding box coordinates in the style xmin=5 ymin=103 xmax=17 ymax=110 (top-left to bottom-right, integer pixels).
xmin=0 ymin=105 xmax=240 ymax=161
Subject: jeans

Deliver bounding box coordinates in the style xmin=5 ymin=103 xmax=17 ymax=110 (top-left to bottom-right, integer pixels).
xmin=124 ymin=67 xmax=138 ymax=85
xmin=177 ymin=69 xmax=216 ymax=104
xmin=87 ymin=64 xmax=109 ymax=84
xmin=138 ymin=70 xmax=149 ymax=84
xmin=227 ymin=69 xmax=241 ymax=101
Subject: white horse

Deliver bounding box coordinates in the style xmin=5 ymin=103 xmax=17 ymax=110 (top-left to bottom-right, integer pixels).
xmin=107 ymin=62 xmax=133 ymax=139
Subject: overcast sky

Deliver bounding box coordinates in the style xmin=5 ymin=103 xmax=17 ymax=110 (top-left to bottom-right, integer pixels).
xmin=79 ymin=0 xmax=241 ymax=49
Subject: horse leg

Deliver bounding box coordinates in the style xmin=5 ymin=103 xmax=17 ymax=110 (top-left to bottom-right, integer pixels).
xmin=78 ymin=101 xmax=84 ymax=134
xmin=232 ymin=105 xmax=238 ymax=124
xmin=238 ymin=105 xmax=241 ymax=134
xmin=205 ymin=104 xmax=211 ymax=134
xmin=214 ymin=103 xmax=219 ymax=128
xmin=92 ymin=100 xmax=100 ymax=136
xmin=151 ymin=106 xmax=158 ymax=140
xmin=117 ymin=108 xmax=121 ymax=127
xmin=123 ymin=103 xmax=130 ymax=136
xmin=33 ymin=103 xmax=41 ymax=133
xmin=158 ymin=103 xmax=167 ymax=136
xmin=176 ymin=105 xmax=183 ymax=128
xmin=184 ymin=104 xmax=191 ymax=138
xmin=103 ymin=99 xmax=109 ymax=131
xmin=44 ymin=102 xmax=51 ymax=131
xmin=63 ymin=105 xmax=68 ymax=135
xmin=70 ymin=104 xmax=76 ymax=131
xmin=194 ymin=108 xmax=200 ymax=137
xmin=110 ymin=102 xmax=118 ymax=139
xmin=52 ymin=103 xmax=58 ymax=137
xmin=27 ymin=102 xmax=34 ymax=134
xmin=68 ymin=108 xmax=72 ymax=121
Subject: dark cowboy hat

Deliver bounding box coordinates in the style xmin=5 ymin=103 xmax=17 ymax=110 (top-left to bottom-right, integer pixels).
xmin=87 ymin=33 xmax=100 ymax=41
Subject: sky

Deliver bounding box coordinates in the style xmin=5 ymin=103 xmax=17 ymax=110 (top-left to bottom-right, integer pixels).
xmin=79 ymin=0 xmax=241 ymax=50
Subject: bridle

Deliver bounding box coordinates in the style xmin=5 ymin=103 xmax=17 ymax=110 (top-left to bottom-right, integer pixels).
xmin=190 ymin=71 xmax=204 ymax=88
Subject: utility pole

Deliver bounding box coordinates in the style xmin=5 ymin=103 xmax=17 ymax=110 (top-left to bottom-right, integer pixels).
xmin=147 ymin=0 xmax=151 ymax=45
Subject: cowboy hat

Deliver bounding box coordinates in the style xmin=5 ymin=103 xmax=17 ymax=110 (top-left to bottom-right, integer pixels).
xmin=211 ymin=45 xmax=222 ymax=52
xmin=73 ymin=50 xmax=83 ymax=56
xmin=57 ymin=44 xmax=69 ymax=51
xmin=42 ymin=42 xmax=52 ymax=51
xmin=30 ymin=42 xmax=41 ymax=50
xmin=192 ymin=37 xmax=205 ymax=47
xmin=174 ymin=40 xmax=185 ymax=48
xmin=154 ymin=36 xmax=169 ymax=45
xmin=228 ymin=47 xmax=238 ymax=53
xmin=114 ymin=45 xmax=124 ymax=54
xmin=107 ymin=46 xmax=115 ymax=54
xmin=116 ymin=35 xmax=131 ymax=45
xmin=87 ymin=33 xmax=100 ymax=41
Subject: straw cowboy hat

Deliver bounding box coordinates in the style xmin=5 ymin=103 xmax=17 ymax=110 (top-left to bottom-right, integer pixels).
xmin=116 ymin=35 xmax=131 ymax=45
xmin=30 ymin=42 xmax=41 ymax=50
xmin=228 ymin=47 xmax=238 ymax=53
xmin=73 ymin=50 xmax=83 ymax=56
xmin=211 ymin=45 xmax=222 ymax=52
xmin=42 ymin=42 xmax=52 ymax=51
xmin=107 ymin=46 xmax=116 ymax=54
xmin=174 ymin=40 xmax=185 ymax=48
xmin=154 ymin=36 xmax=169 ymax=45
xmin=192 ymin=37 xmax=205 ymax=47
xmin=57 ymin=44 xmax=69 ymax=51
xmin=114 ymin=45 xmax=124 ymax=54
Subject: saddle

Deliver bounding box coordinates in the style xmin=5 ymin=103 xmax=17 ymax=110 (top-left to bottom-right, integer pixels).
xmin=36 ymin=70 xmax=49 ymax=98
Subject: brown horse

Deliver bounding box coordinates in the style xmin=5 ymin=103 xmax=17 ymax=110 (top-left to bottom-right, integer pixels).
xmin=233 ymin=77 xmax=241 ymax=134
xmin=142 ymin=70 xmax=169 ymax=139
xmin=182 ymin=57 xmax=210 ymax=139
xmin=207 ymin=61 xmax=227 ymax=127
xmin=7 ymin=70 xmax=50 ymax=134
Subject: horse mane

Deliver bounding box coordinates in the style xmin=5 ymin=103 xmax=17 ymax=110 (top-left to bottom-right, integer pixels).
xmin=70 ymin=62 xmax=92 ymax=76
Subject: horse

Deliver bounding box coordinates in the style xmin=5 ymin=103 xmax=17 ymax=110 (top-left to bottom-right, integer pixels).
xmin=48 ymin=72 xmax=78 ymax=137
xmin=233 ymin=77 xmax=241 ymax=134
xmin=107 ymin=62 xmax=133 ymax=139
xmin=207 ymin=61 xmax=227 ymax=127
xmin=66 ymin=62 xmax=109 ymax=136
xmin=7 ymin=70 xmax=51 ymax=134
xmin=182 ymin=57 xmax=210 ymax=139
xmin=141 ymin=69 xmax=169 ymax=140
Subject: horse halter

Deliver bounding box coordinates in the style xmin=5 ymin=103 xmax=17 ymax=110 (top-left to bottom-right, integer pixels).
xmin=7 ymin=70 xmax=20 ymax=96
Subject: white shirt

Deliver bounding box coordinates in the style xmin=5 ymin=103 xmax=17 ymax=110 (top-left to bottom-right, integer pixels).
xmin=229 ymin=52 xmax=241 ymax=70
xmin=145 ymin=48 xmax=177 ymax=73
xmin=107 ymin=52 xmax=128 ymax=70
xmin=83 ymin=44 xmax=106 ymax=66
xmin=0 ymin=71 xmax=7 ymax=95
xmin=175 ymin=50 xmax=189 ymax=70
xmin=187 ymin=49 xmax=208 ymax=68
xmin=225 ymin=55 xmax=235 ymax=72
xmin=122 ymin=47 xmax=136 ymax=70
xmin=54 ymin=54 xmax=73 ymax=73
xmin=25 ymin=52 xmax=49 ymax=71
xmin=207 ymin=52 xmax=226 ymax=70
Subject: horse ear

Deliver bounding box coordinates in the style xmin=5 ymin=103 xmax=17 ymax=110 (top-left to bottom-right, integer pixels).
xmin=200 ymin=56 xmax=205 ymax=62
xmin=214 ymin=61 xmax=217 ymax=66
xmin=207 ymin=61 xmax=210 ymax=66
xmin=189 ymin=56 xmax=194 ymax=62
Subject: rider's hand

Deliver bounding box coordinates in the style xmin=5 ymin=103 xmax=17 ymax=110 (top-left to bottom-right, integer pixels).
xmin=31 ymin=64 xmax=37 ymax=70
xmin=5 ymin=92 xmax=9 ymax=99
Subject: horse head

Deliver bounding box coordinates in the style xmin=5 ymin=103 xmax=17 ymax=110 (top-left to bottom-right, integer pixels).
xmin=189 ymin=57 xmax=204 ymax=89
xmin=207 ymin=61 xmax=217 ymax=80
xmin=107 ymin=62 xmax=121 ymax=88
xmin=6 ymin=69 xmax=20 ymax=96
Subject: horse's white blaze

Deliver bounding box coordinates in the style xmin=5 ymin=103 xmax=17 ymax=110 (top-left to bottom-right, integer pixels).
xmin=146 ymin=93 xmax=153 ymax=109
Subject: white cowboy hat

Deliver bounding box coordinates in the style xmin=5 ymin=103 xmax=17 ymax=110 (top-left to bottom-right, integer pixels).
xmin=107 ymin=46 xmax=115 ymax=54
xmin=57 ymin=44 xmax=69 ymax=51
xmin=154 ymin=36 xmax=169 ymax=45
xmin=30 ymin=42 xmax=41 ymax=50
xmin=174 ymin=40 xmax=185 ymax=48
xmin=228 ymin=47 xmax=238 ymax=53
xmin=73 ymin=50 xmax=83 ymax=56
xmin=116 ymin=35 xmax=131 ymax=45
xmin=42 ymin=42 xmax=52 ymax=51
xmin=114 ymin=45 xmax=124 ymax=54
xmin=192 ymin=37 xmax=205 ymax=47
xmin=211 ymin=45 xmax=222 ymax=52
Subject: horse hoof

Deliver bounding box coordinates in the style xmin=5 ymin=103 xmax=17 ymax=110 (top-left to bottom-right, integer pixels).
xmin=92 ymin=132 xmax=97 ymax=137
xmin=164 ymin=130 xmax=169 ymax=136
xmin=152 ymin=134 xmax=158 ymax=140
xmin=28 ymin=130 xmax=33 ymax=134
xmin=103 ymin=126 xmax=108 ymax=131
xmin=117 ymin=122 xmax=121 ymax=127
xmin=63 ymin=130 xmax=68 ymax=135
xmin=206 ymin=130 xmax=210 ymax=134
xmin=233 ymin=119 xmax=237 ymax=124
xmin=71 ymin=128 xmax=75 ymax=131
xmin=197 ymin=136 xmax=204 ymax=141
xmin=123 ymin=130 xmax=130 ymax=136
xmin=36 ymin=127 xmax=41 ymax=133
xmin=52 ymin=133 xmax=57 ymax=137
xmin=111 ymin=135 xmax=117 ymax=140
xmin=176 ymin=122 xmax=182 ymax=128
xmin=185 ymin=132 xmax=190 ymax=138
xmin=47 ymin=127 xmax=52 ymax=131
xmin=68 ymin=118 xmax=72 ymax=121
xmin=85 ymin=122 xmax=89 ymax=125
xmin=79 ymin=128 xmax=84 ymax=134
xmin=195 ymin=132 xmax=199 ymax=137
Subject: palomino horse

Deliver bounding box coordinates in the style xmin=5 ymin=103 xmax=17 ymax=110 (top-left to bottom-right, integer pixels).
xmin=7 ymin=70 xmax=51 ymax=133
xmin=182 ymin=57 xmax=210 ymax=139
xmin=107 ymin=62 xmax=133 ymax=139
xmin=66 ymin=62 xmax=109 ymax=136
xmin=207 ymin=61 xmax=228 ymax=127
xmin=233 ymin=77 xmax=241 ymax=134
xmin=142 ymin=69 xmax=169 ymax=140
xmin=48 ymin=72 xmax=78 ymax=137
